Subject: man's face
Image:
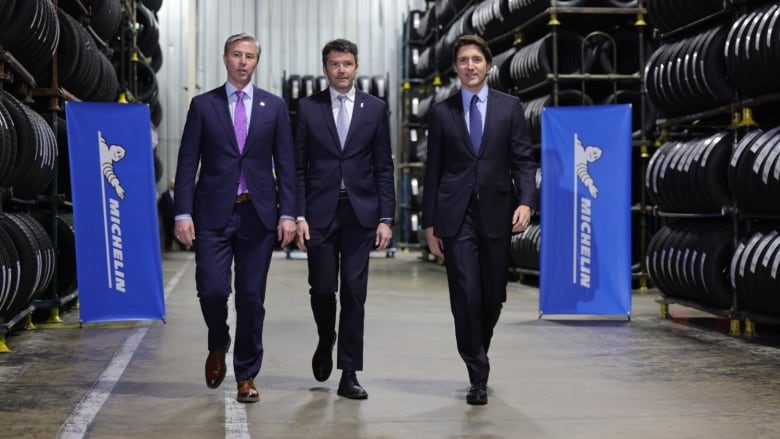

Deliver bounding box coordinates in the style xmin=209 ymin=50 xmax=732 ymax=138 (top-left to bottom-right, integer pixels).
xmin=224 ymin=40 xmax=259 ymax=88
xmin=454 ymin=44 xmax=490 ymax=94
xmin=323 ymin=50 xmax=358 ymax=94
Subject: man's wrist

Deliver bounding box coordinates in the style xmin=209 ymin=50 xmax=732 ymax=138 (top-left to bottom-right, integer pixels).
xmin=379 ymin=218 xmax=393 ymax=226
xmin=296 ymin=216 xmax=306 ymax=223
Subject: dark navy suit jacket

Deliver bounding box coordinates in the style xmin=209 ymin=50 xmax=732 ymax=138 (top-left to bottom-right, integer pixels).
xmin=294 ymin=89 xmax=395 ymax=228
xmin=422 ymin=88 xmax=538 ymax=238
xmin=174 ymin=84 xmax=295 ymax=230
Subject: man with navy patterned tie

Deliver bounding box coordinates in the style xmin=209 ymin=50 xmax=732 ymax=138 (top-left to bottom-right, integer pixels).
xmin=422 ymin=34 xmax=538 ymax=405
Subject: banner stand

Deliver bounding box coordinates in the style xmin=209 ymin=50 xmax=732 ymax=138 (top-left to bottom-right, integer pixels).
xmin=65 ymin=102 xmax=165 ymax=324
xmin=538 ymin=105 xmax=632 ymax=319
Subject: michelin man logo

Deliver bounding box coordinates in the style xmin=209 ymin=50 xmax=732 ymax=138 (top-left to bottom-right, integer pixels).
xmin=574 ymin=133 xmax=602 ymax=198
xmin=99 ymin=131 xmax=127 ymax=199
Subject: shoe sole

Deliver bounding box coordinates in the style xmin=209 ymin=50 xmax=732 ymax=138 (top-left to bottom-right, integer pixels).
xmin=337 ymin=390 xmax=368 ymax=400
xmin=237 ymin=395 xmax=260 ymax=403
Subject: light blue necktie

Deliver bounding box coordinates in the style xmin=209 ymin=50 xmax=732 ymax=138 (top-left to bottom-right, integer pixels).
xmin=469 ymin=94 xmax=482 ymax=153
xmin=336 ymin=95 xmax=348 ymax=148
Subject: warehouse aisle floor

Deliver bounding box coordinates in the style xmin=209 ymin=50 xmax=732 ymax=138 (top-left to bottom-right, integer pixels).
xmin=3 ymin=249 xmax=780 ymax=439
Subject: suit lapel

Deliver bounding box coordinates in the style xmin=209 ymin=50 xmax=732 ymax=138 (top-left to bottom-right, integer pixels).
xmin=244 ymin=86 xmax=267 ymax=154
xmin=446 ymin=93 xmax=475 ymax=156
xmin=316 ymin=91 xmax=341 ymax=152
xmin=481 ymin=90 xmax=500 ymax=153
xmin=344 ymin=91 xmax=369 ymax=151
xmin=212 ymin=86 xmax=237 ymax=152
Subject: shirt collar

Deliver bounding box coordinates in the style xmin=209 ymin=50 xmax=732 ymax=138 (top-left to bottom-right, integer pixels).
xmin=462 ymin=86 xmax=488 ymax=108
xmin=226 ymin=82 xmax=254 ymax=100
xmin=330 ymin=86 xmax=356 ymax=102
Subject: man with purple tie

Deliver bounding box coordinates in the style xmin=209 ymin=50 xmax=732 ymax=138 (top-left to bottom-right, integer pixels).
xmin=423 ymin=34 xmax=538 ymax=406
xmin=294 ymin=39 xmax=395 ymax=400
xmin=173 ymin=33 xmax=296 ymax=403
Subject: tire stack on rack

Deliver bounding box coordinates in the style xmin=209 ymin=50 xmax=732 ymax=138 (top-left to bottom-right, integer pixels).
xmin=0 ymin=0 xmax=165 ymax=330
xmin=644 ymin=1 xmax=780 ymax=326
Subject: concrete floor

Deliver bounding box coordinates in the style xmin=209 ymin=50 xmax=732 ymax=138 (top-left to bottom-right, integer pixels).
xmin=3 ymin=249 xmax=780 ymax=439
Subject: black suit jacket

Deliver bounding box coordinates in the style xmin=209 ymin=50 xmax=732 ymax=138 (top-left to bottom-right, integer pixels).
xmin=422 ymin=88 xmax=537 ymax=238
xmin=294 ymin=89 xmax=395 ymax=229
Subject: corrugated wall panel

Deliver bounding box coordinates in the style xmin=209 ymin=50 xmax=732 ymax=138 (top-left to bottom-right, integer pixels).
xmin=155 ymin=0 xmax=426 ymax=187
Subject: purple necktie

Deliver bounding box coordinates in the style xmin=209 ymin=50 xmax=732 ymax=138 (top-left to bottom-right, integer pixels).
xmin=234 ymin=90 xmax=247 ymax=194
xmin=469 ymin=94 xmax=482 ymax=153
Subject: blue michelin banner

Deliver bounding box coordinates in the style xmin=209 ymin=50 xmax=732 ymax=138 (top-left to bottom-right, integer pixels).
xmin=65 ymin=102 xmax=165 ymax=323
xmin=539 ymin=105 xmax=632 ymax=316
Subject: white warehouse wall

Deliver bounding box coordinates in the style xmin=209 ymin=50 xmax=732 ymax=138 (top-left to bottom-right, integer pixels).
xmin=154 ymin=0 xmax=427 ymax=189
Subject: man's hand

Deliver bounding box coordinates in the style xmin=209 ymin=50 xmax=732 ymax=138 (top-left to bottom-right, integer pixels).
xmin=295 ymin=220 xmax=310 ymax=251
xmin=174 ymin=218 xmax=196 ymax=249
xmin=425 ymin=227 xmax=444 ymax=259
xmin=375 ymin=223 xmax=392 ymax=251
xmin=512 ymin=205 xmax=532 ymax=233
xmin=277 ymin=218 xmax=296 ymax=247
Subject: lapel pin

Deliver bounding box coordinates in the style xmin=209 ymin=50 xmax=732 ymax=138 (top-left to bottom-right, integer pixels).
xmin=260 ymin=101 xmax=266 ymax=107
xmin=360 ymin=102 xmax=364 ymax=108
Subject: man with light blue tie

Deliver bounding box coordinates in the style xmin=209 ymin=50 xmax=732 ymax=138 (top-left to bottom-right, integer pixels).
xmin=173 ymin=33 xmax=296 ymax=404
xmin=423 ymin=34 xmax=538 ymax=405
xmin=294 ymin=39 xmax=395 ymax=400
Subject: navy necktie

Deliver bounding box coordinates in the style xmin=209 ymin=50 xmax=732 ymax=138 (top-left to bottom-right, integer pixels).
xmin=469 ymin=94 xmax=482 ymax=153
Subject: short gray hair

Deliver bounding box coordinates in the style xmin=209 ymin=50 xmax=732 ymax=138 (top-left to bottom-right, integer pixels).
xmin=223 ymin=33 xmax=261 ymax=56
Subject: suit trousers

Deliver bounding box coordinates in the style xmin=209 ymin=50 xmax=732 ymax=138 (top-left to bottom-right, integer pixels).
xmin=442 ymin=196 xmax=510 ymax=385
xmin=194 ymin=201 xmax=275 ymax=381
xmin=306 ymin=196 xmax=375 ymax=372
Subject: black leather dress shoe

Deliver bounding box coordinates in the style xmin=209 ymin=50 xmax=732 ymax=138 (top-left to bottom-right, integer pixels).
xmin=466 ymin=382 xmax=487 ymax=405
xmin=337 ymin=371 xmax=368 ymax=400
xmin=312 ymin=332 xmax=336 ymax=382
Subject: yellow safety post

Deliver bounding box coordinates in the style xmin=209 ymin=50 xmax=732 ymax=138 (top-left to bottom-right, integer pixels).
xmin=47 ymin=307 xmax=64 ymax=324
xmin=0 ymin=334 xmax=9 ymax=353
xmin=402 ymin=81 xmax=410 ymax=91
xmin=635 ymin=11 xmax=646 ymax=27
xmin=638 ymin=276 xmax=648 ymax=294
xmin=659 ymin=302 xmax=669 ymax=318
xmin=548 ymin=12 xmax=560 ymax=26
xmin=743 ymin=319 xmax=757 ymax=338
xmin=728 ymin=319 xmax=741 ymax=336
xmin=25 ymin=314 xmax=36 ymax=330
xmin=433 ymin=75 xmax=442 ymax=86
xmin=117 ymin=91 xmax=129 ymax=104
xmin=737 ymin=107 xmax=757 ymax=127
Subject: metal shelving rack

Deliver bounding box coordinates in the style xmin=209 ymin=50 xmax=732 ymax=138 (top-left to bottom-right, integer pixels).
xmin=399 ymin=1 xmax=653 ymax=275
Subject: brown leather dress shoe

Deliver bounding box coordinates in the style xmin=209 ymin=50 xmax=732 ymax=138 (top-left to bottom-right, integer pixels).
xmin=205 ymin=337 xmax=230 ymax=389
xmin=237 ymin=379 xmax=260 ymax=403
